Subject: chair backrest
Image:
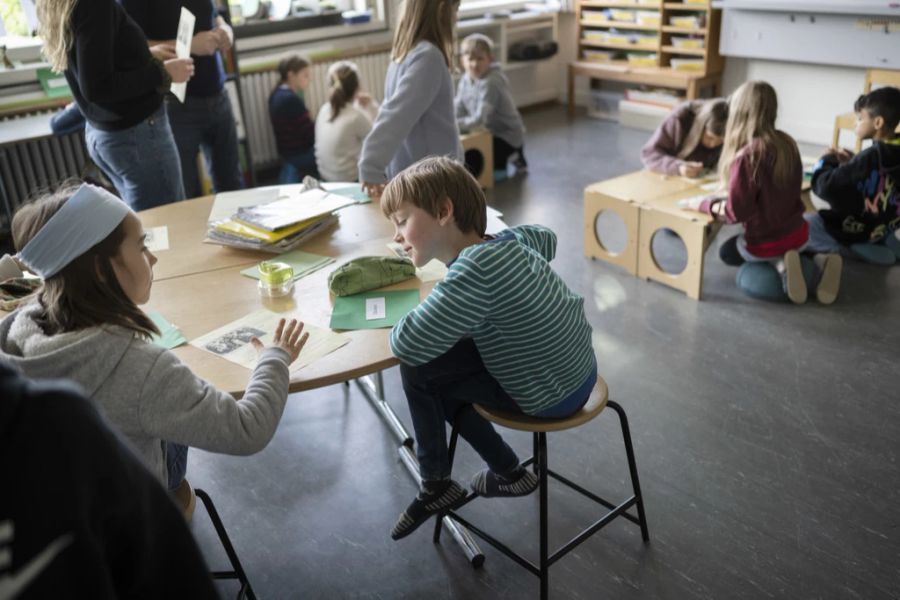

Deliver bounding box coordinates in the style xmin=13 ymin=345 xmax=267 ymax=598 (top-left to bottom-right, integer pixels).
xmin=864 ymin=69 xmax=900 ymax=93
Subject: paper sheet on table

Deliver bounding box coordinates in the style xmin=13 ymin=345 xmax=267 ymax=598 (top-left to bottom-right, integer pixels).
xmin=234 ymin=189 xmax=355 ymax=231
xmin=145 ymin=226 xmax=169 ymax=252
xmin=240 ymin=249 xmax=335 ymax=281
xmin=208 ymin=187 xmax=280 ymax=223
xmin=330 ymin=289 xmax=420 ymax=330
xmin=170 ymin=7 xmax=195 ymax=103
xmin=147 ymin=310 xmax=187 ymax=349
xmin=191 ymin=310 xmax=350 ymax=372
xmin=322 ymin=183 xmax=370 ymax=203
xmin=386 ymin=242 xmax=447 ymax=282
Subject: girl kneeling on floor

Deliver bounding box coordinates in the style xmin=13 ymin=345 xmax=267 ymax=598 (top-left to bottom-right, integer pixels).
xmin=689 ymin=81 xmax=841 ymax=304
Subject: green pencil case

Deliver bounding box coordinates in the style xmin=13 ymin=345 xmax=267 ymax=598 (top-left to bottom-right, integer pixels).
xmin=328 ymin=256 xmax=416 ymax=297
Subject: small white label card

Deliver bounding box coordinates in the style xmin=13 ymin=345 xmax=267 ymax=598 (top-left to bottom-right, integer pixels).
xmin=365 ymin=297 xmax=386 ymax=320
xmin=145 ymin=226 xmax=170 ymax=252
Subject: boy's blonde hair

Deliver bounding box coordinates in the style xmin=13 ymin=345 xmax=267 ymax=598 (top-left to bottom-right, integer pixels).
xmin=381 ymin=156 xmax=487 ymax=236
xmin=461 ymin=33 xmax=493 ymax=57
xmin=717 ymin=80 xmax=799 ymax=188
xmin=392 ymin=0 xmax=459 ymax=67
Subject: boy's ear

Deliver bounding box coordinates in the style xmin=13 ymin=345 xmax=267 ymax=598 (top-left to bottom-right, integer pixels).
xmin=873 ymin=114 xmax=886 ymax=131
xmin=438 ymin=196 xmax=455 ymax=225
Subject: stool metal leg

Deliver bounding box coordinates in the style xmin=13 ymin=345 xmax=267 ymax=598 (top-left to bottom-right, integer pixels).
xmin=607 ymin=400 xmax=650 ymax=542
xmin=433 ymin=424 xmax=461 ymax=543
xmin=537 ymin=432 xmax=549 ymax=600
xmin=194 ymin=488 xmax=257 ymax=600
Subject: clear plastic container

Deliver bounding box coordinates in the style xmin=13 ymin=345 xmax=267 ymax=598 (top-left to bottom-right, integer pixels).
xmin=257 ymin=261 xmax=295 ymax=298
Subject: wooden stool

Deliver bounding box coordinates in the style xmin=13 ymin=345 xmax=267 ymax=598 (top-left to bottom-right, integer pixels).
xmin=461 ymin=129 xmax=494 ymax=190
xmin=435 ymin=378 xmax=650 ymax=600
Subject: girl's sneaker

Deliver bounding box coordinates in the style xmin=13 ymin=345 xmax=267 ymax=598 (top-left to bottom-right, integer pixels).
xmin=814 ymin=253 xmax=842 ymax=305
xmin=391 ymin=479 xmax=467 ymax=540
xmin=781 ymin=250 xmax=807 ymax=304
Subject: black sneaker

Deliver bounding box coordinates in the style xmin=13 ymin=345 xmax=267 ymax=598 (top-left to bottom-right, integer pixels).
xmin=470 ymin=468 xmax=538 ymax=498
xmin=390 ymin=480 xmax=467 ymax=541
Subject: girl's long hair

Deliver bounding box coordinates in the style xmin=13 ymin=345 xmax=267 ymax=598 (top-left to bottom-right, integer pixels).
xmin=36 ymin=0 xmax=77 ymax=72
xmin=391 ymin=0 xmax=459 ymax=66
xmin=327 ymin=61 xmax=360 ymax=122
xmin=717 ymin=81 xmax=799 ymax=187
xmin=12 ymin=184 xmax=159 ymax=338
xmin=677 ymin=98 xmax=729 ymax=160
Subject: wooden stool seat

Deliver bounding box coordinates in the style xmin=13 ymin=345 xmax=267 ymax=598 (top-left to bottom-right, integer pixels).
xmin=474 ymin=379 xmax=608 ymax=433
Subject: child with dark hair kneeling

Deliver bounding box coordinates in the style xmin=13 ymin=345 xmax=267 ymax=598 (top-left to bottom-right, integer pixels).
xmin=381 ymin=156 xmax=596 ymax=540
xmin=809 ymin=86 xmax=900 ymax=265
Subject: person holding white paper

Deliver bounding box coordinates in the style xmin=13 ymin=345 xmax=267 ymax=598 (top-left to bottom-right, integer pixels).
xmin=35 ymin=0 xmax=195 ymax=210
xmin=121 ymin=0 xmax=243 ymax=200
xmin=0 ymin=183 xmax=308 ymax=495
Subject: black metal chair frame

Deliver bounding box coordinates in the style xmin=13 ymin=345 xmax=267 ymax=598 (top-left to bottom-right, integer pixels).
xmin=433 ymin=400 xmax=650 ymax=600
xmin=194 ymin=488 xmax=257 ymax=600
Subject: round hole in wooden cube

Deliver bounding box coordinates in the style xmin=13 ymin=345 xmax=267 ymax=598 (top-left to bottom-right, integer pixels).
xmin=593 ymin=209 xmax=627 ymax=255
xmin=650 ymin=228 xmax=688 ymax=275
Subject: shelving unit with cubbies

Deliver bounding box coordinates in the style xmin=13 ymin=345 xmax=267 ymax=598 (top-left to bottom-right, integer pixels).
xmin=569 ymin=0 xmax=724 ymax=116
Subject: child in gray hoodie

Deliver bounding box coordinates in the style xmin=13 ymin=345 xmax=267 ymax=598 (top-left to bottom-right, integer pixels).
xmin=455 ymin=34 xmax=527 ymax=175
xmin=0 ymin=183 xmax=308 ymax=490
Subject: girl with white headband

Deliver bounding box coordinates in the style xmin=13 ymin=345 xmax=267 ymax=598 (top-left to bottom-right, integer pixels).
xmin=0 ymin=183 xmax=308 ymax=496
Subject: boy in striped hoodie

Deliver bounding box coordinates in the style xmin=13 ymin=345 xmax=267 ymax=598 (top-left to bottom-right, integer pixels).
xmin=382 ymin=156 xmax=597 ymax=540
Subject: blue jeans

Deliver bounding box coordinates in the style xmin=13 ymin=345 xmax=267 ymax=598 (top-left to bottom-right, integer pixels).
xmin=803 ymin=213 xmax=843 ymax=254
xmin=85 ymin=104 xmax=185 ymax=211
xmin=165 ymin=441 xmax=189 ymax=490
xmin=166 ymin=88 xmax=243 ymax=199
xmin=401 ymin=339 xmax=523 ymax=482
xmin=280 ymin=147 xmax=319 ymax=183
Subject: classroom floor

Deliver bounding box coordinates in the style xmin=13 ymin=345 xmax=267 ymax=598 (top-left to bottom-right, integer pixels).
xmin=186 ymin=104 xmax=900 ymax=599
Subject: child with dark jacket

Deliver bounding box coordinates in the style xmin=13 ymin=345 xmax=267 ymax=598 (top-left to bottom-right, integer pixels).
xmin=808 ymin=86 xmax=900 ymax=265
xmin=269 ymin=55 xmax=318 ymax=180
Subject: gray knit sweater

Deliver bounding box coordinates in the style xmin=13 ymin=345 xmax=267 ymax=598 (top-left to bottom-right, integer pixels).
xmin=455 ymin=63 xmax=525 ymax=149
xmin=0 ymin=303 xmax=291 ymax=485
xmin=358 ymin=41 xmax=462 ymax=183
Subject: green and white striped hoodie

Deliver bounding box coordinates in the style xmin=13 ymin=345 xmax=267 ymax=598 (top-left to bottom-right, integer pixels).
xmin=390 ymin=225 xmax=595 ymax=415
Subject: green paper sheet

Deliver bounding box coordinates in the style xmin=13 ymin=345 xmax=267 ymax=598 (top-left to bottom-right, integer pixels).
xmin=240 ymin=250 xmax=335 ymax=281
xmin=326 ymin=185 xmax=371 ymax=204
xmin=329 ymin=289 xmax=420 ymax=330
xmin=147 ymin=311 xmax=187 ymax=349
xmin=37 ymin=67 xmax=72 ymax=99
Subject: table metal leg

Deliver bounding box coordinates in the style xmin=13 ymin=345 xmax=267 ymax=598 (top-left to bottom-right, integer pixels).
xmin=354 ymin=372 xmax=413 ymax=447
xmin=398 ymin=446 xmax=485 ymax=567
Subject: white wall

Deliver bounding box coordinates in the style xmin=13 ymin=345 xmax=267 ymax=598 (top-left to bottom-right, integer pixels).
xmin=556 ymin=12 xmax=872 ymax=147
xmin=721 ymin=58 xmax=866 ymax=147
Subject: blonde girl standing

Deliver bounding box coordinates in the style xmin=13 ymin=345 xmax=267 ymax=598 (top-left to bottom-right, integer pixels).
xmin=36 ymin=0 xmax=194 ymax=210
xmin=315 ymin=61 xmax=380 ymax=182
xmin=358 ymin=0 xmax=463 ymax=199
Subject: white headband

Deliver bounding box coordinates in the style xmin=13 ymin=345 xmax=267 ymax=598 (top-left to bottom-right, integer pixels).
xmin=16 ymin=184 xmax=131 ymax=279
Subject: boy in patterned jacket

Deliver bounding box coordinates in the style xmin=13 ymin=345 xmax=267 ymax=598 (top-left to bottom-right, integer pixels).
xmin=381 ymin=156 xmax=596 ymax=540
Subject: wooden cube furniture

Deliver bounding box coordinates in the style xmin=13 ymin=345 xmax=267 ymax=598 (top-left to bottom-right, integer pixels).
xmin=583 ymin=171 xmax=720 ymax=300
xmin=460 ymin=129 xmax=494 ymax=189
xmin=832 ymin=68 xmax=900 ymax=151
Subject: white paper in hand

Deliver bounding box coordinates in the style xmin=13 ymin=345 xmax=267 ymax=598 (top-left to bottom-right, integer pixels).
xmin=171 ymin=7 xmax=195 ymax=103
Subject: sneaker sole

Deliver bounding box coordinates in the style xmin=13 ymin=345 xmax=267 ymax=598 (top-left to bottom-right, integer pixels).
xmin=816 ymin=253 xmax=842 ymax=305
xmin=390 ymin=489 xmax=468 ymax=541
xmin=784 ymin=250 xmax=807 ymax=304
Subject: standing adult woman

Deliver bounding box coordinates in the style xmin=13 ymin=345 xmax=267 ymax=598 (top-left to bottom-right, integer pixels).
xmin=36 ymin=0 xmax=194 ymax=210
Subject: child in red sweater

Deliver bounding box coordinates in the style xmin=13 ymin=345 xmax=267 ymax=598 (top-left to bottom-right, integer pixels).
xmin=688 ymin=81 xmax=841 ymax=304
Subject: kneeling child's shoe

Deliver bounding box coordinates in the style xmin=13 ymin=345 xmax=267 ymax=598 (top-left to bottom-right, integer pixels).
xmin=814 ymin=253 xmax=842 ymax=305
xmin=781 ymin=250 xmax=807 ymax=304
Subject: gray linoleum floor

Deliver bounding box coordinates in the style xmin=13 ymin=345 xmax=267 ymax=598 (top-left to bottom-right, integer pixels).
xmin=187 ymin=104 xmax=900 ymax=600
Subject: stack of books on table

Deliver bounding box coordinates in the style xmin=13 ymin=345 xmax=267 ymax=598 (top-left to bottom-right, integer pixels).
xmin=206 ymin=188 xmax=354 ymax=252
